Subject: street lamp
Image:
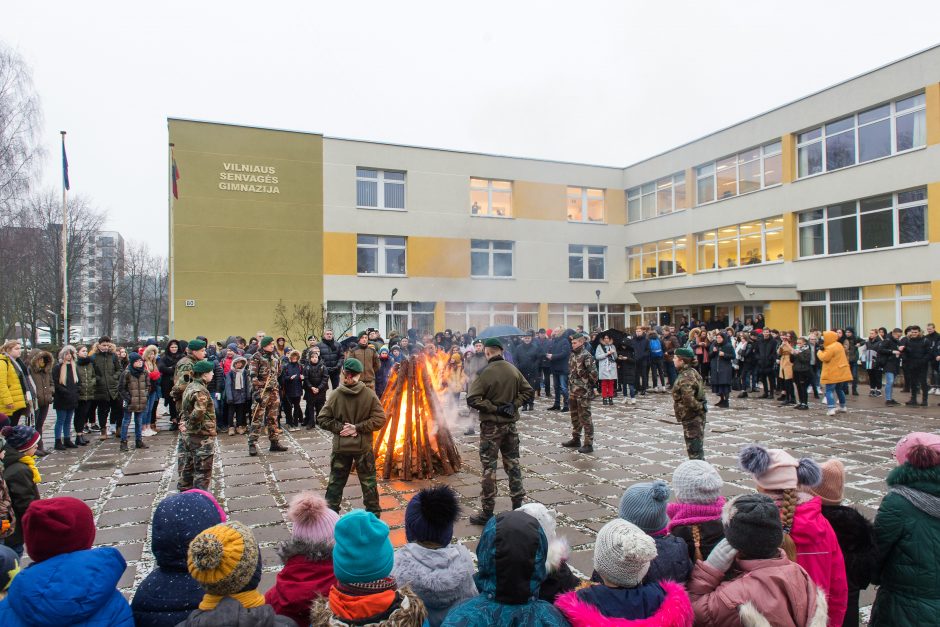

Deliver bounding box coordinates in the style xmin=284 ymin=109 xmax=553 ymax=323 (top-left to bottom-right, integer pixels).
xmin=390 ymin=288 xmax=399 ymax=336
xmin=595 ymin=289 xmax=601 ymax=330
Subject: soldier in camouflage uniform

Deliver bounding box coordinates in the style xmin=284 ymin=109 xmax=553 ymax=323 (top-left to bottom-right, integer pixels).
xmin=671 ymin=347 xmax=707 ymax=460
xmin=317 ymin=358 xmax=388 ymax=516
xmin=466 ymin=338 xmax=534 ymax=525
xmin=178 ymin=359 xmax=217 ymax=492
xmin=170 ymin=339 xmax=207 ymax=429
xmin=563 ymin=332 xmax=599 ymax=454
xmin=248 ymin=336 xmax=288 ymax=456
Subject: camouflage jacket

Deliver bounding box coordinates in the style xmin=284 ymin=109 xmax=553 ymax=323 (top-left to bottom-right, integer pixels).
xmin=568 ymin=346 xmax=598 ymax=396
xmin=250 ymin=351 xmax=281 ymax=398
xmin=672 ymin=363 xmax=706 ymax=422
xmin=181 ymin=379 xmax=217 ymax=437
xmin=170 ymin=356 xmax=194 ymax=403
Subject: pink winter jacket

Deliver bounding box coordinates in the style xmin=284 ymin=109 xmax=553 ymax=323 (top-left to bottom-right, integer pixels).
xmin=789 ymin=496 xmax=849 ymax=626
xmin=555 ymin=580 xmax=693 ymax=627
xmin=688 ymin=551 xmax=827 ymax=627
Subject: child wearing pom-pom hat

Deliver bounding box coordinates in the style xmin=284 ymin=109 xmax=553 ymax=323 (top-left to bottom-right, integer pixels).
xmin=739 ymin=444 xmax=848 ymax=626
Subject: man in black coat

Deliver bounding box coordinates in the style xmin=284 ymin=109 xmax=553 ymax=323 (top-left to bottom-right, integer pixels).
xmin=546 ymin=329 xmax=571 ymax=411
xmin=316 ymin=329 xmax=343 ymax=391
xmin=754 ymin=329 xmax=778 ymax=398
xmin=899 ymin=325 xmax=930 ymax=406
xmin=536 ymin=329 xmax=553 ymax=398
xmin=514 ymin=332 xmax=542 ymax=411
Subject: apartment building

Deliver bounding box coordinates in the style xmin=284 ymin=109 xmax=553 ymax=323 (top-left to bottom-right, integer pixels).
xmin=74 ymin=230 xmax=125 ymax=341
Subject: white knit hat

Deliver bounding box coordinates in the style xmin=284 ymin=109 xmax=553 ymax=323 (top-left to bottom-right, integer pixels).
xmin=593 ymin=519 xmax=657 ymax=588
xmin=519 ymin=503 xmax=568 ymax=572
xmin=672 ymin=460 xmax=723 ymax=504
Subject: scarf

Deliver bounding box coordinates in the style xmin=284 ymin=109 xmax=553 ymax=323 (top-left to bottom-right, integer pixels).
xmin=665 ymin=496 xmax=725 ymax=533
xmin=199 ymin=589 xmax=266 ymax=611
xmin=234 ymin=368 xmax=244 ymax=390
xmin=891 ymin=485 xmax=940 ymax=519
xmin=329 ymin=579 xmax=398 ymax=621
xmin=19 ymin=455 xmax=41 ymax=484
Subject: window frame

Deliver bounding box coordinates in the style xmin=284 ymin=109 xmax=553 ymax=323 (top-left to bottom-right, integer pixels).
xmin=695 ymin=217 xmax=784 ymax=272
xmin=567 ymin=186 xmax=606 ymax=223
xmin=626 ymin=237 xmax=688 ymax=281
xmin=626 ymin=172 xmax=686 ymax=223
xmin=470 ymin=178 xmax=513 ymax=218
xmin=798 ymin=284 xmax=931 ymax=334
xmin=568 ymin=244 xmax=606 ymax=281
xmin=356 ymin=235 xmax=407 ymax=277
xmin=470 ymin=239 xmax=515 ymax=279
xmin=356 ymin=168 xmax=407 ymax=211
xmin=694 ymin=141 xmax=782 ymax=207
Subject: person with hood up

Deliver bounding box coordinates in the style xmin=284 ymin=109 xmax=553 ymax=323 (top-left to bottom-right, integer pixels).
xmin=441 ymin=509 xmax=568 ymax=627
xmin=158 ymin=339 xmax=184 ymax=429
xmin=375 ymin=346 xmax=395 ymax=399
xmin=52 ymin=345 xmax=80 ymax=450
xmin=810 ymin=459 xmax=876 ymax=627
xmin=266 ymin=491 xmax=339 ymax=626
xmin=817 ymin=330 xmax=852 ymax=416
xmin=0 ymin=496 xmax=134 ymax=626
xmin=224 ymin=354 xmax=251 ymax=436
xmin=132 ymin=490 xmax=228 ymax=627
xmin=0 ymin=429 xmax=16 ymax=545
xmin=739 ymin=445 xmax=848 ymax=626
xmin=179 ymin=520 xmax=296 ymax=626
xmin=556 ymin=518 xmax=693 ymax=627
xmin=0 ymin=544 xmax=19 ymax=601
xmin=518 ymin=502 xmax=581 ymax=602
xmin=617 ymin=480 xmax=692 ymax=584
xmin=311 ymin=509 xmax=427 ymax=626
xmin=1 ymin=425 xmax=41 ymax=556
xmin=666 ymin=460 xmax=726 ymax=562
xmin=688 ymin=493 xmax=828 ymax=627
xmin=392 ymin=485 xmax=477 ymax=626
xmin=280 ymin=350 xmax=304 ymax=430
xmin=28 ymin=350 xmax=53 ymax=456
xmin=869 ymin=432 xmax=940 ymax=626
xmin=118 ymin=351 xmax=150 ymax=452
xmin=317 ymin=358 xmax=388 ymax=517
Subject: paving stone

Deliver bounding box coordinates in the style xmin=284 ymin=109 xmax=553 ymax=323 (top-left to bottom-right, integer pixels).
xmin=252 ymin=524 xmax=291 ymax=544
xmin=234 ymin=508 xmax=286 ymax=526
xmin=103 ymin=494 xmax=155 ymax=511
xmin=227 ymin=494 xmax=279 ymax=512
xmin=112 ymin=482 xmax=160 ymax=497
xmin=95 ymin=524 xmax=149 ymax=545
xmin=117 ymin=564 xmax=137 ymax=589
xmin=113 ymin=543 xmax=145 ymax=562
xmin=98 ymin=507 xmax=154 ymax=527
xmin=117 ymin=472 xmax=163 ymax=485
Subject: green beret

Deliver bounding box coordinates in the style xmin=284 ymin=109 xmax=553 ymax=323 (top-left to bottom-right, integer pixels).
xmin=260 ymin=336 xmax=274 ymax=348
xmin=473 ymin=339 xmax=483 ymax=346
xmin=188 ymin=339 xmax=207 ymax=351
xmin=343 ymin=358 xmax=363 ymax=373
xmin=483 ymin=338 xmax=503 ymax=349
xmin=193 ymin=360 xmax=214 ymax=374
xmin=675 ymin=347 xmax=695 ymax=360
xmin=358 ymin=331 xmax=369 ymax=339
xmin=570 ymin=332 xmax=587 ymax=341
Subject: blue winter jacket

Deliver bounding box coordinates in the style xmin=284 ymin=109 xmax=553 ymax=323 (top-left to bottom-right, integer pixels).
xmin=0 ymin=547 xmax=133 ymax=626
xmin=441 ymin=510 xmax=568 ymax=627
xmin=224 ymin=357 xmax=250 ymax=404
xmin=549 ymin=335 xmax=571 ymax=374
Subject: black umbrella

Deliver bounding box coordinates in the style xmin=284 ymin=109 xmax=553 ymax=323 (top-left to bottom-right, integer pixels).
xmin=590 ymin=328 xmax=627 ymax=352
xmin=477 ymin=324 xmax=526 ymax=339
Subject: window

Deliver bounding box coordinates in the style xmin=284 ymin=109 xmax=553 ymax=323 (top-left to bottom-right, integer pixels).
xmin=627 ymin=238 xmax=688 ymax=280
xmin=797 ymin=188 xmax=927 ymax=257
xmin=797 ymin=93 xmax=926 ymax=178
xmin=356 ymin=168 xmax=405 ymax=210
xmin=470 ymin=240 xmax=514 ymax=278
xmin=627 ymin=172 xmax=685 ymax=222
xmin=695 ymin=141 xmax=781 ymax=205
xmin=356 ymin=235 xmax=406 ymax=275
xmin=470 ymin=178 xmax=512 ymax=217
xmin=568 ymin=245 xmax=605 ymax=280
xmin=567 ymin=187 xmax=605 ymax=223
xmin=446 ymin=302 xmax=538 ymax=332
xmin=695 ymin=217 xmax=784 ymax=271
xmin=381 ymin=301 xmax=435 ymax=337
xmin=799 ymin=283 xmax=932 ymax=333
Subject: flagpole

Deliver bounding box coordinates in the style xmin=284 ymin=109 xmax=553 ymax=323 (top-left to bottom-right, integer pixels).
xmin=168 ymin=142 xmax=175 ymax=338
xmin=60 ymin=131 xmax=69 ymax=346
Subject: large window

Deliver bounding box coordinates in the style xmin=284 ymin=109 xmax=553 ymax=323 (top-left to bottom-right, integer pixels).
xmin=356 ymin=235 xmax=406 ymax=276
xmin=547 ymin=304 xmax=627 ymax=332
xmin=627 ymin=238 xmax=688 ymax=280
xmin=799 ymin=283 xmax=932 ymax=333
xmin=470 ymin=240 xmax=514 ymax=278
xmin=445 ymin=302 xmax=538 ymax=332
xmin=328 ymin=301 xmax=434 ymax=337
xmin=626 ymin=172 xmax=686 ymax=222
xmin=696 ymin=217 xmax=784 ymax=271
xmin=797 ymin=188 xmax=927 ymax=258
xmin=470 ymin=178 xmax=512 ymax=217
xmin=797 ymin=93 xmax=926 ymax=178
xmin=567 ymin=187 xmax=605 ymax=223
xmin=695 ymin=142 xmax=781 ymax=205
xmin=568 ymin=245 xmax=606 ymax=280
xmin=356 ymin=168 xmax=406 ymax=210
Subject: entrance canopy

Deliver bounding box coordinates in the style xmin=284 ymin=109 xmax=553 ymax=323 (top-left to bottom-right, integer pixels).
xmin=631 ymin=282 xmax=798 ymax=308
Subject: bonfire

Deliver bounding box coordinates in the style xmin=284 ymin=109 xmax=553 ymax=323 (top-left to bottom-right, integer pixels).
xmin=373 ymin=351 xmax=462 ymax=480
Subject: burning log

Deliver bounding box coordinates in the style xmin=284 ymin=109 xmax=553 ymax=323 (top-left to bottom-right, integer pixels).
xmin=374 ymin=353 xmax=462 ymax=480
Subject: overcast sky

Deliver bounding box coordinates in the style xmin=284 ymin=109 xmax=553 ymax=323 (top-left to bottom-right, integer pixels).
xmin=4 ymin=1 xmax=940 ymax=253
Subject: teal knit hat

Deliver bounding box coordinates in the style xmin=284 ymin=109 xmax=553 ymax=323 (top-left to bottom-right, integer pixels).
xmin=619 ymin=480 xmax=670 ymax=533
xmin=332 ymin=510 xmax=394 ymax=583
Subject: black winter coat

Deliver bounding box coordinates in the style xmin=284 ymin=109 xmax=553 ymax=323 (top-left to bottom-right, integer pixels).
xmin=316 ymin=339 xmax=342 ymax=373
xmin=754 ymin=338 xmax=778 ymax=371
xmin=514 ymin=341 xmax=542 ymax=376
xmin=615 ymin=338 xmax=636 ymax=380
xmin=302 ymin=362 xmax=328 ymax=402
xmin=647 ymin=534 xmax=693 ymax=584
xmin=821 ymin=504 xmax=877 ymax=594
xmin=877 ymin=336 xmax=902 ymax=374
xmin=672 ymin=519 xmax=725 ymax=561
xmin=899 ymin=336 xmax=930 ymax=368
xmin=280 ymin=361 xmax=304 ymax=398
xmin=709 ymin=341 xmax=735 ymax=386
xmin=52 ymin=362 xmax=80 ymax=410
xmin=158 ymin=351 xmax=183 ymax=397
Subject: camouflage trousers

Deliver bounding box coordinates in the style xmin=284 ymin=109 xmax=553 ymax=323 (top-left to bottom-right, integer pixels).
xmin=248 ymin=392 xmax=282 ymax=444
xmin=569 ymin=394 xmax=594 ymax=445
xmin=177 ymin=434 xmax=215 ymax=492
xmin=325 ymin=450 xmax=380 ymax=516
xmin=479 ymin=421 xmax=525 ymax=513
xmin=681 ymin=415 xmax=706 ymax=460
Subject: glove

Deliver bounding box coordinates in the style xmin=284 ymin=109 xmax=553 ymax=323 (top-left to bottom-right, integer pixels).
xmin=704 ymin=538 xmax=738 ymax=572
xmin=497 ymin=403 xmax=516 ymax=418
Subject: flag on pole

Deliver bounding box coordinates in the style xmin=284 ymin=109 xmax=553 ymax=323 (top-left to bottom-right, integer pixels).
xmin=171 ymin=148 xmax=181 ymax=199
xmin=61 ymin=134 xmax=70 ymax=191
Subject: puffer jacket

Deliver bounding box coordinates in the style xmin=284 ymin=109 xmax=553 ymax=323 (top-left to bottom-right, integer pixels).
xmin=309 ymin=586 xmax=426 ymax=626
xmin=179 ymin=597 xmax=297 ymax=626
xmin=788 ymin=496 xmax=849 ymax=626
xmin=870 ymin=463 xmax=940 ymax=626
xmin=648 ymin=534 xmax=693 ymax=585
xmin=52 ymin=361 xmax=80 ymax=410
xmin=302 ymin=361 xmax=328 ymax=403
xmin=820 ymin=504 xmax=876 ymax=626
xmin=119 ymin=364 xmax=149 ymax=412
xmin=2 ymin=443 xmax=40 ymax=548
xmin=264 ymin=539 xmax=335 ymax=627
xmin=30 ymin=351 xmax=54 ymax=407
xmin=0 ymin=547 xmax=134 ymax=626
xmin=817 ymin=331 xmax=852 ymax=385
xmin=876 ymin=336 xmax=902 ymax=375
xmin=77 ymin=356 xmax=97 ymax=401
xmin=441 ymin=511 xmax=569 ymax=627
xmin=688 ymin=550 xmax=827 ymax=627
xmin=93 ymin=350 xmax=122 ymax=400
xmin=316 ymin=338 xmax=342 ymax=374
xmin=392 ymin=542 xmax=478 ymax=627
xmin=555 ymin=580 xmax=693 ymax=627
xmin=0 ymin=353 xmax=27 ymax=412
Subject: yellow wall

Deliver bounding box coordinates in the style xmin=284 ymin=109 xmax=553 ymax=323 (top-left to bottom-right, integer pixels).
xmin=685 ymin=231 xmax=697 ymax=274
xmin=168 ymin=119 xmax=323 ymax=341
xmin=606 ymin=189 xmax=626 ymax=225
xmin=538 ymin=302 xmax=549 ymax=330
xmin=932 ymin=281 xmax=940 ymax=325
xmin=782 ymin=212 xmax=797 ymax=261
xmin=323 ymin=232 xmax=358 ymax=275
xmin=926 ymin=83 xmax=940 ymax=146
xmin=434 ymin=301 xmax=446 ymax=331
xmin=781 ymin=134 xmax=796 ymax=184
xmin=765 ymin=300 xmax=799 ymax=331
xmin=929 ymin=182 xmax=940 ymax=243
xmin=513 ymin=181 xmax=566 ymax=220
xmin=408 ymin=237 xmax=470 ymax=278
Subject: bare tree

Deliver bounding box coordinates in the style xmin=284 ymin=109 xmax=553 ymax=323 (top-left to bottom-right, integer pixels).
xmin=146 ymin=254 xmax=168 ymax=338
xmin=98 ymin=250 xmax=121 ymax=338
xmin=272 ymin=300 xmax=374 ymax=349
xmin=120 ymin=240 xmax=150 ymax=342
xmin=0 ymin=43 xmax=44 ymax=218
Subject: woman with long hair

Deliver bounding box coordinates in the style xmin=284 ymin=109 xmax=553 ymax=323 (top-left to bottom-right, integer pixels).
xmin=52 ymin=345 xmax=80 ymax=450
xmin=141 ymin=345 xmax=161 ymax=437
xmin=158 ymin=339 xmax=183 ymax=429
xmin=74 ymin=345 xmax=95 ymax=443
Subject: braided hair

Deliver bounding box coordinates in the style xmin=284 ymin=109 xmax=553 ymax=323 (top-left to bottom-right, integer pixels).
xmin=779 ymin=488 xmax=798 ymax=560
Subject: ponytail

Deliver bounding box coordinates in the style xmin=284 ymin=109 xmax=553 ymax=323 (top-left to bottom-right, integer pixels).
xmin=691 ymin=524 xmax=704 ymax=561
xmin=779 ymin=488 xmax=798 ymax=560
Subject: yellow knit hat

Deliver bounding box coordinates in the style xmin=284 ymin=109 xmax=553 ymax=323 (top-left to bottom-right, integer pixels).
xmin=187 ymin=521 xmax=261 ymax=596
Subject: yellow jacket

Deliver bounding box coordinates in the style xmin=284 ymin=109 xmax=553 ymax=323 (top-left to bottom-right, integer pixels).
xmin=817 ymin=331 xmax=852 ymax=384
xmin=0 ymin=354 xmax=27 ymax=412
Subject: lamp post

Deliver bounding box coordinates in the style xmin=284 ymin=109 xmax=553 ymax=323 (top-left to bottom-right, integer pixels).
xmin=390 ymin=288 xmax=399 ymax=336
xmin=595 ymin=289 xmax=601 ymax=330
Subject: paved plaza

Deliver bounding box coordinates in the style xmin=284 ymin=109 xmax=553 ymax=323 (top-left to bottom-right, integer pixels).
xmin=33 ymin=389 xmax=937 ymax=621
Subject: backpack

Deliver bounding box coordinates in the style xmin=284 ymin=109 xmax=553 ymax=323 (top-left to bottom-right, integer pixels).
xmin=650 ymin=339 xmax=663 ymax=358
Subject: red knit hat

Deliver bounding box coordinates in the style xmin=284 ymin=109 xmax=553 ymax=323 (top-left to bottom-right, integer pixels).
xmin=23 ymin=496 xmax=96 ymax=563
